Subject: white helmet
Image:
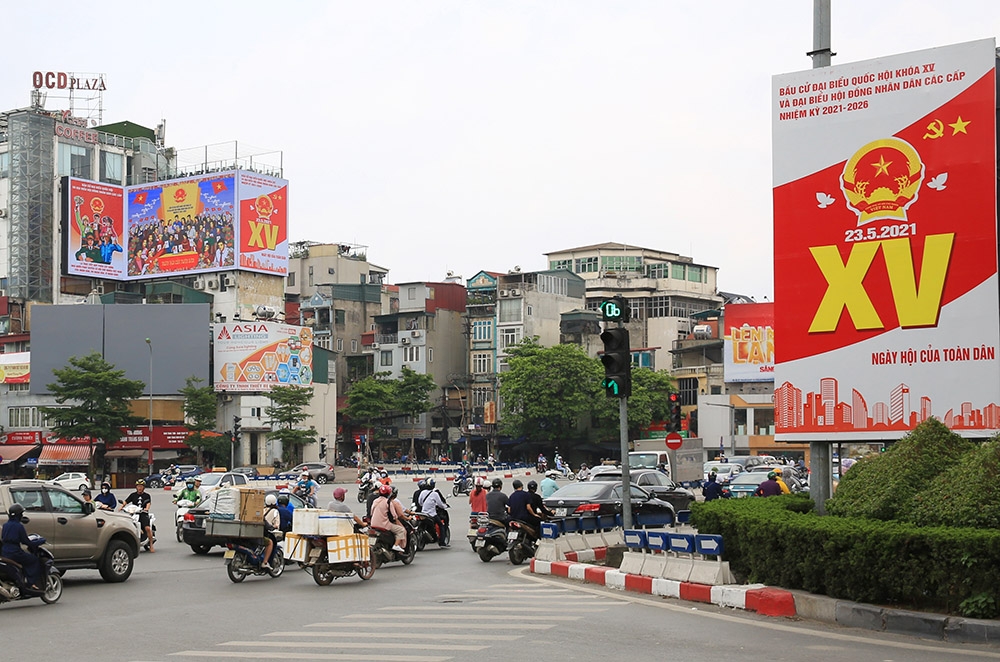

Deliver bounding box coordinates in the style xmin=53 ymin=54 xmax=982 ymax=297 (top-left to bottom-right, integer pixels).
xmin=264 ymin=493 xmax=278 ymax=506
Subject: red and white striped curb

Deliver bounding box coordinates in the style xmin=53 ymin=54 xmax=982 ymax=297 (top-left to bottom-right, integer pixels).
xmin=530 ymin=559 xmax=796 ymax=617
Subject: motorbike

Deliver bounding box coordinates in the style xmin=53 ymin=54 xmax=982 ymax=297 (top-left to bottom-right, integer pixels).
xmin=123 ymin=503 xmax=157 ymax=551
xmin=467 ymin=512 xmax=485 ymax=550
xmin=224 ymin=538 xmax=285 ymax=583
xmin=296 ymin=532 xmax=375 ymax=585
xmin=410 ymin=510 xmax=451 ymax=550
xmin=536 ymin=459 xmax=548 ymax=474
xmin=293 ymin=485 xmax=317 ymax=508
xmin=0 ymin=534 xmax=63 ymax=605
xmin=452 ymin=474 xmax=471 ymax=497
xmin=506 ymin=520 xmax=539 ymax=566
xmin=474 ymin=513 xmax=510 ymax=562
xmin=367 ymin=518 xmax=417 ymax=568
xmin=174 ymin=499 xmax=196 ymax=543
xmin=357 ymin=477 xmax=375 ymax=504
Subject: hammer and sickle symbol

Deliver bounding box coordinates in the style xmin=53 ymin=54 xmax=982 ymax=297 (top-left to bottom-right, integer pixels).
xmin=923 ymin=119 xmax=944 ymax=140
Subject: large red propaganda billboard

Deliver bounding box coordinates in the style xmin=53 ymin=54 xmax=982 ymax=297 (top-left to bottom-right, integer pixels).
xmin=237 ymin=170 xmax=288 ymax=276
xmin=773 ymin=39 xmax=999 ymax=441
xmin=66 ymin=178 xmax=127 ymax=279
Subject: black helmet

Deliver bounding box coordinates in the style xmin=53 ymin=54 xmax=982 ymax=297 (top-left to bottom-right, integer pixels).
xmin=277 ymin=493 xmax=290 ymax=506
xmin=527 ymin=480 xmax=538 ymax=492
xmin=426 ymin=478 xmax=436 ymax=489
xmin=417 ymin=478 xmax=428 ymax=490
xmin=7 ymin=503 xmax=24 ymax=520
xmin=491 ymin=478 xmax=503 ymax=490
xmin=512 ymin=479 xmax=523 ymax=489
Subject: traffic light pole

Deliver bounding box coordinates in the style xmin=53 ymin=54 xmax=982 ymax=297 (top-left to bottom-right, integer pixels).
xmin=618 ymin=396 xmax=632 ymax=530
xmin=599 ymin=295 xmax=633 ymax=529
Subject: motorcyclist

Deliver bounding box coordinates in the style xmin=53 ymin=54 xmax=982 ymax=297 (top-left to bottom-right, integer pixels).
xmin=417 ymin=478 xmax=449 ymax=546
xmin=702 ymin=472 xmax=728 ymax=501
xmin=261 ymin=493 xmax=282 ymax=570
xmin=525 ymin=480 xmax=552 ymax=532
xmin=295 ymin=471 xmax=318 ymax=507
xmin=506 ymin=479 xmax=532 ymax=524
xmin=455 ymin=464 xmax=471 ymax=492
xmin=174 ymin=478 xmax=201 ymax=505
xmin=540 ymin=470 xmax=560 ymax=498
xmin=771 ymin=467 xmax=792 ymax=494
xmin=485 ymin=478 xmax=509 ymax=524
xmin=469 ymin=476 xmax=488 ymax=513
xmin=1 ymin=504 xmax=43 ymax=591
xmin=276 ymin=490 xmax=295 ymax=533
xmin=370 ymin=484 xmax=409 ymax=553
xmin=94 ymin=482 xmax=117 ymax=510
xmin=576 ymin=464 xmax=591 ymax=481
xmin=411 ymin=479 xmax=429 ymax=510
xmin=120 ymin=478 xmax=154 ymax=553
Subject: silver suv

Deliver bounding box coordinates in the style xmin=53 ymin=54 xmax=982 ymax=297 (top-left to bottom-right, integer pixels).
xmin=0 ymin=480 xmax=140 ymax=582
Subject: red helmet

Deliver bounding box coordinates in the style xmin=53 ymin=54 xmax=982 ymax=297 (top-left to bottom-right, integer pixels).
xmin=378 ymin=484 xmax=392 ymax=496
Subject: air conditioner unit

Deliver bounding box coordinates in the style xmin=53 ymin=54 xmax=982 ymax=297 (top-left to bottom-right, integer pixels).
xmin=411 ymin=330 xmax=421 ymax=337
xmin=223 ymin=274 xmax=237 ymax=287
xmin=371 ymin=343 xmax=381 ymax=350
xmin=499 ymin=289 xmax=510 ymax=298
xmin=193 ymin=278 xmax=206 ymax=291
xmin=206 ymin=277 xmax=220 ymax=290
xmin=400 ymin=337 xmax=411 ymax=345
xmin=0 ymin=209 xmax=7 ymax=217
xmin=95 ymin=284 xmax=105 ymax=295
xmin=510 ymin=288 xmax=521 ymax=297
xmin=222 ymin=394 xmax=233 ymax=403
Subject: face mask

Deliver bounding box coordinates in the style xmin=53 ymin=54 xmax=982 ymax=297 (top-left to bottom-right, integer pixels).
xmin=102 ymin=488 xmax=110 ymax=493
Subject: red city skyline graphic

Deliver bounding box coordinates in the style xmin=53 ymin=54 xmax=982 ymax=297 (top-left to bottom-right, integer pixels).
xmin=775 ymin=377 xmax=1000 ymax=433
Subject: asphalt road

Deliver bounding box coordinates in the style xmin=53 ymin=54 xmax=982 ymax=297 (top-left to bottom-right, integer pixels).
xmin=3 ymin=479 xmax=999 ymax=661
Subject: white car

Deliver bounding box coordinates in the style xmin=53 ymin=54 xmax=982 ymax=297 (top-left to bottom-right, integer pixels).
xmin=170 ymin=471 xmax=248 ymax=493
xmin=46 ymin=472 xmax=91 ymax=491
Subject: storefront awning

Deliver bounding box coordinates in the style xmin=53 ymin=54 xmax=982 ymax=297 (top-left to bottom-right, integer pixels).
xmin=37 ymin=445 xmax=92 ymax=466
xmin=0 ymin=445 xmax=39 ymax=465
xmin=104 ymin=449 xmax=147 ymax=459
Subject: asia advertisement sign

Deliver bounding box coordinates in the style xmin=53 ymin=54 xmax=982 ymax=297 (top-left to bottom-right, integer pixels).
xmin=773 ymin=39 xmax=999 ymax=441
xmin=213 ymin=322 xmax=313 ymax=392
xmin=723 ymin=303 xmax=774 ymax=383
xmin=63 ymin=170 xmax=288 ymax=280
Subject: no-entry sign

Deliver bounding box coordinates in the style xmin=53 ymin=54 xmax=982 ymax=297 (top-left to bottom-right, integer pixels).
xmin=665 ymin=432 xmax=683 ymax=450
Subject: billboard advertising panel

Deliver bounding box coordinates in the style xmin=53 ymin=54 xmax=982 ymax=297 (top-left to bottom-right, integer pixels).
xmin=126 ymin=172 xmax=236 ymax=278
xmin=213 ymin=322 xmax=313 ymax=392
xmin=723 ymin=303 xmax=774 ymax=383
xmin=237 ymin=170 xmax=288 ymax=276
xmin=773 ymin=39 xmax=998 ymax=441
xmin=66 ymin=178 xmax=126 ymax=279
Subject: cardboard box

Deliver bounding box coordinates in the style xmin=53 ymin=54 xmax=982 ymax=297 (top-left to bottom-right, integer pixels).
xmin=327 ymin=534 xmax=370 ymax=563
xmin=292 ymin=508 xmax=323 ymax=535
xmin=284 ymin=533 xmax=309 ymax=563
xmin=237 ymin=488 xmax=266 ymax=522
xmin=318 ymin=512 xmax=355 ymax=536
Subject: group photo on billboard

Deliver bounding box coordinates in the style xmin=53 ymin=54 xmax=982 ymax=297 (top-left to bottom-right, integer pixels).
xmin=772 ymin=39 xmax=999 ymax=440
xmin=65 ymin=178 xmax=126 ymax=279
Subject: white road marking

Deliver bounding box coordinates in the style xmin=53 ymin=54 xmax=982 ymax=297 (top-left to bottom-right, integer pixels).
xmin=377 ymin=605 xmax=611 ymax=613
xmin=341 ymin=613 xmax=580 ymax=621
xmin=219 ymin=641 xmax=485 ymax=652
xmin=305 ymin=622 xmax=556 ymax=630
xmin=171 ymin=653 xmax=449 ymax=661
xmin=263 ymin=632 xmax=509 ymax=641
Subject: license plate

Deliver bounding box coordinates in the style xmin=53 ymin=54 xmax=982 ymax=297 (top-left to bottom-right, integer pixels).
xmin=223 ymin=549 xmax=235 ymax=559
xmin=475 ymin=539 xmax=485 ymax=548
xmin=555 ymin=508 xmax=568 ymax=517
xmin=507 ymin=531 xmax=519 ymax=541
xmin=467 ymin=528 xmax=477 ymax=538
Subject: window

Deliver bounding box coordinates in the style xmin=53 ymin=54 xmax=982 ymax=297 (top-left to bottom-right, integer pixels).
xmin=537 ymin=274 xmax=567 ymax=295
xmin=380 ymin=351 xmax=393 ymax=367
xmin=8 ymin=406 xmax=42 ymax=428
xmin=351 ymin=339 xmax=358 ymax=352
xmin=404 ymin=346 xmax=421 ymax=362
xmin=497 ymin=357 xmax=509 ymax=373
xmin=526 ymin=305 xmax=532 ymax=317
xmin=472 ymin=387 xmax=491 ymax=407
xmin=0 ymin=151 xmax=9 ymax=178
xmin=408 ymin=287 xmax=417 ymax=300
xmin=472 ymin=320 xmax=492 ymax=342
xmin=498 ymin=299 xmax=521 ymax=323
xmin=601 ymin=255 xmax=643 ymax=272
xmin=47 ymin=488 xmax=84 ymax=514
xmin=336 ymin=338 xmax=344 ymax=352
xmin=647 ymin=263 xmax=669 ymax=279
xmin=575 ymin=256 xmax=599 ymax=273
xmin=549 ymin=259 xmax=572 ymax=271
xmin=308 ymin=266 xmax=314 ymax=287
xmin=687 ymin=265 xmax=705 ymax=282
xmin=58 ymin=143 xmax=92 ymax=178
xmin=335 ymin=309 xmax=346 ymax=325
xmin=472 ymin=352 xmax=492 ymax=374
xmin=100 ymin=151 xmax=124 ymax=185
xmin=427 ymin=348 xmax=433 ymax=363
xmin=500 ymin=327 xmax=522 ymax=350
xmin=11 ymin=488 xmax=45 ymax=512
xmin=7 ymin=382 xmax=29 ymax=392
xmin=287 ymin=272 xmax=295 ymax=286
xmin=672 ymin=263 xmax=686 ymax=280
xmin=250 ymin=407 xmax=262 ymax=417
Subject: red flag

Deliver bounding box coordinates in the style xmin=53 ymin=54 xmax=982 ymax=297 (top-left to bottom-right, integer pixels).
xmin=212 ymin=180 xmax=228 ymax=193
xmin=133 ymin=192 xmax=147 ymax=205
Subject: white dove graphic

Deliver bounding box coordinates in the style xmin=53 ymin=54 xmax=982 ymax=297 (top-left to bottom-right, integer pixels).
xmin=816 ymin=192 xmax=836 ymax=209
xmin=927 ymin=173 xmax=948 ymax=191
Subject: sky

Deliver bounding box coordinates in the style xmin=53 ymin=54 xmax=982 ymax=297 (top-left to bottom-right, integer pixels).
xmin=4 ymin=1 xmax=999 ymax=301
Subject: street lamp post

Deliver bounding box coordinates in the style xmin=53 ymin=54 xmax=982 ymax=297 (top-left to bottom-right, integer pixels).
xmin=145 ymin=338 xmax=154 ymax=474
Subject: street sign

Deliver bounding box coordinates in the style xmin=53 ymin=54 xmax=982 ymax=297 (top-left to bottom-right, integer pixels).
xmin=665 ymin=431 xmax=683 ymax=450
xmin=695 ymin=534 xmax=725 ymax=557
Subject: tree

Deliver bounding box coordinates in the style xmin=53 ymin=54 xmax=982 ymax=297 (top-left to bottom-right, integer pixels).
xmin=396 ymin=366 xmax=437 ymax=461
xmin=266 ymin=385 xmax=317 ymax=465
xmin=592 ymin=367 xmax=676 ymax=439
xmin=344 ymin=374 xmax=397 ymax=464
xmin=179 ymin=376 xmax=224 ymax=466
xmin=498 ymin=339 xmax=602 ymax=449
xmin=41 ymin=351 xmax=146 ymax=487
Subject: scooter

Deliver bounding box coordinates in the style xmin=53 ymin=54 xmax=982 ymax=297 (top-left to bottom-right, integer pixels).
xmin=506 ymin=520 xmax=539 ymax=566
xmin=474 ymin=513 xmax=510 ymax=562
xmin=367 ymin=518 xmax=417 ymax=568
xmin=296 ymin=532 xmax=375 ymax=585
xmin=224 ymin=538 xmax=285 ymax=583
xmin=452 ymin=474 xmax=471 ymax=497
xmin=357 ymin=477 xmax=375 ymax=504
xmin=174 ymin=499 xmax=196 ymax=543
xmin=409 ymin=510 xmax=451 ymax=550
xmin=0 ymin=534 xmax=63 ymax=605
xmin=123 ymin=503 xmax=157 ymax=551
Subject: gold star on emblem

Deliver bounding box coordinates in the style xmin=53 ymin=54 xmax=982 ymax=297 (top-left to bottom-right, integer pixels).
xmin=949 ymin=116 xmax=971 ymax=135
xmin=871 ymin=154 xmax=892 ymax=176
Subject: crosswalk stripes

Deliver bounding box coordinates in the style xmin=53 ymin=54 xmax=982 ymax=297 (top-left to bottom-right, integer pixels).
xmin=165 ymin=582 xmax=628 ymax=660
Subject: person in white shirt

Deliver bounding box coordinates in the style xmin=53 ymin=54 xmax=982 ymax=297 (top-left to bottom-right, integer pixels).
xmin=417 ymin=478 xmax=449 ymax=546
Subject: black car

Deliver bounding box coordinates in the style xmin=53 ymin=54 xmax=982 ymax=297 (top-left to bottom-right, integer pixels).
xmin=181 ymin=489 xmax=307 ymax=554
xmin=588 ymin=469 xmax=694 ymax=513
xmin=543 ymin=482 xmax=676 ymax=524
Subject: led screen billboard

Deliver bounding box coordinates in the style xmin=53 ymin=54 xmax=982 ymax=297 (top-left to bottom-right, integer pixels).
xmin=723 ymin=303 xmax=774 ymax=383
xmin=772 ymin=39 xmax=999 ymax=441
xmin=62 ymin=170 xmax=288 ymax=280
xmin=213 ymin=322 xmax=313 ymax=392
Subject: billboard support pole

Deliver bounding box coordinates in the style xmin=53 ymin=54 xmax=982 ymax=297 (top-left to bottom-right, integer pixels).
xmin=808 ymin=0 xmax=834 ymax=515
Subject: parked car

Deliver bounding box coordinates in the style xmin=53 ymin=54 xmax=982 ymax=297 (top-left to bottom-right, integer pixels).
xmin=45 ymin=472 xmax=91 ymax=491
xmin=725 ymin=456 xmax=770 ymax=470
xmin=181 ymin=488 xmax=308 ymax=554
xmin=726 ymin=472 xmax=771 ymax=498
xmin=277 ymin=462 xmax=336 ymax=484
xmin=172 ymin=471 xmax=248 ymax=494
xmin=703 ymin=462 xmax=744 ymax=485
xmin=0 ymin=479 xmax=139 ymax=581
xmin=587 ymin=469 xmax=694 ymax=512
xmin=231 ymin=466 xmax=260 ymax=478
xmin=543 ymin=482 xmax=676 ymax=522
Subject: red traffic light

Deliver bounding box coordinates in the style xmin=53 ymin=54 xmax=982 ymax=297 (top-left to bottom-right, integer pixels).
xmin=668 ymin=392 xmax=679 ymax=403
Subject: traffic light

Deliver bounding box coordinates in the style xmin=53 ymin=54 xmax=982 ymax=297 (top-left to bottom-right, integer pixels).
xmin=668 ymin=393 xmax=682 ymax=432
xmin=598 ymin=295 xmax=630 ymax=322
xmin=600 ymin=327 xmax=631 ymax=398
xmin=232 ymin=415 xmax=242 ymax=442
xmin=319 ymin=437 xmax=327 ymax=459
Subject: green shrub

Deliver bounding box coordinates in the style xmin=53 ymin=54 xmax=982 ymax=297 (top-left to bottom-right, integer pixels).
xmin=903 ymin=438 xmax=1000 ymax=528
